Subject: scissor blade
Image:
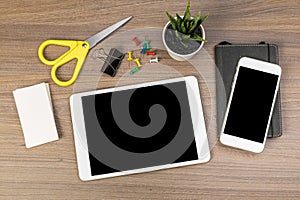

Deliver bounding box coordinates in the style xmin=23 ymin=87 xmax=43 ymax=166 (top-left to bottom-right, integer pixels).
xmin=86 ymin=16 xmax=132 ymax=49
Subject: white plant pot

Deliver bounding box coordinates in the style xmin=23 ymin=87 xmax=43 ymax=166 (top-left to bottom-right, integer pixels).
xmin=162 ymin=20 xmax=205 ymax=61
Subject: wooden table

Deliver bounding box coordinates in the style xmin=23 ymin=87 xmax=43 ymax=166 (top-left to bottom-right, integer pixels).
xmin=1 ymin=0 xmax=299 ymax=199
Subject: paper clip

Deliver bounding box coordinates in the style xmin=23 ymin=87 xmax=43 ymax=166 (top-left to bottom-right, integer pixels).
xmin=144 ymin=40 xmax=150 ymax=50
xmin=146 ymin=50 xmax=155 ymax=56
xmin=149 ymin=57 xmax=159 ymax=63
xmin=130 ymin=66 xmax=140 ymax=75
xmin=134 ymin=58 xmax=142 ymax=67
xmin=132 ymin=37 xmax=141 ymax=46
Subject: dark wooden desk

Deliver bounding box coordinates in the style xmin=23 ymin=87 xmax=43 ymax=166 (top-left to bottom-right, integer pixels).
xmin=1 ymin=0 xmax=299 ymax=199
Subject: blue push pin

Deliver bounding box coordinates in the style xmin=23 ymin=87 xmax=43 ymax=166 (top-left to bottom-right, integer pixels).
xmin=140 ymin=45 xmax=146 ymax=54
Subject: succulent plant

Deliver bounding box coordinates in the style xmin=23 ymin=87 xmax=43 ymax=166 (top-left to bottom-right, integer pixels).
xmin=166 ymin=0 xmax=208 ymax=45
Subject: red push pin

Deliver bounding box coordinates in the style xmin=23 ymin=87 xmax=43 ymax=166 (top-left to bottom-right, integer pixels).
xmin=132 ymin=37 xmax=141 ymax=46
xmin=146 ymin=50 xmax=155 ymax=56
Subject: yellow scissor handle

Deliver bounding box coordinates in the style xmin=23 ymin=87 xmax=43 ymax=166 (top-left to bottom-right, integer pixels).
xmin=38 ymin=40 xmax=90 ymax=87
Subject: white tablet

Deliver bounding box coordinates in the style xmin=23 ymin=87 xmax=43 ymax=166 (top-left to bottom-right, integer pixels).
xmin=70 ymin=76 xmax=210 ymax=181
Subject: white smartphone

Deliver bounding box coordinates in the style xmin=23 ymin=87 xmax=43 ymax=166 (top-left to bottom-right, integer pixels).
xmin=220 ymin=57 xmax=281 ymax=153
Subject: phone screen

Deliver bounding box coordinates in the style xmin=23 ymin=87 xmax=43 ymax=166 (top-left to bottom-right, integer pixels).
xmin=224 ymin=66 xmax=279 ymax=143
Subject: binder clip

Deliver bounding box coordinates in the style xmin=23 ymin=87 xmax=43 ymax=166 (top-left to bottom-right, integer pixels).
xmin=93 ymin=48 xmax=125 ymax=77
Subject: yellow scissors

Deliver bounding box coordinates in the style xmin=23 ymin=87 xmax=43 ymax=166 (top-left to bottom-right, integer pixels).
xmin=38 ymin=16 xmax=132 ymax=86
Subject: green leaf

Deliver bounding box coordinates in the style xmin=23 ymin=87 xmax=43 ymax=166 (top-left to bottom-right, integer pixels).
xmin=189 ymin=20 xmax=194 ymax=30
xmin=176 ymin=13 xmax=182 ymax=32
xmin=166 ymin=11 xmax=177 ymax=30
xmin=185 ymin=20 xmax=189 ymax=30
xmin=181 ymin=21 xmax=187 ymax=34
xmin=182 ymin=34 xmax=191 ymax=40
xmin=191 ymin=33 xmax=207 ymax=42
xmin=176 ymin=13 xmax=182 ymax=21
xmin=188 ymin=11 xmax=201 ymax=34
xmin=183 ymin=0 xmax=191 ymax=21
xmin=181 ymin=41 xmax=188 ymax=48
xmin=175 ymin=30 xmax=180 ymax=39
xmin=175 ymin=31 xmax=189 ymax=47
xmin=190 ymin=19 xmax=195 ymax=28
xmin=199 ymin=14 xmax=209 ymax=25
xmin=175 ymin=30 xmax=184 ymax=41
xmin=186 ymin=20 xmax=191 ymax=30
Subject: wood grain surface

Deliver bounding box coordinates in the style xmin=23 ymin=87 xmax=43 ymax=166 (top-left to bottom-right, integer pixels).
xmin=0 ymin=0 xmax=299 ymax=199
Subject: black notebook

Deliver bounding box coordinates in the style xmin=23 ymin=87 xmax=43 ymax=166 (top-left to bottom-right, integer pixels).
xmin=215 ymin=42 xmax=282 ymax=138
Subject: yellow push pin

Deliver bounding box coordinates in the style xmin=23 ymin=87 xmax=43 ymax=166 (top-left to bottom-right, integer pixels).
xmin=127 ymin=51 xmax=133 ymax=61
xmin=134 ymin=58 xmax=142 ymax=67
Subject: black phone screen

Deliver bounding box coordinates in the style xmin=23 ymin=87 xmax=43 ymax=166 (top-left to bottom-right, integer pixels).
xmin=224 ymin=66 xmax=279 ymax=143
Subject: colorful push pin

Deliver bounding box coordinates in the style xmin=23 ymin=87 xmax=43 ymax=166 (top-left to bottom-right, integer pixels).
xmin=127 ymin=51 xmax=133 ymax=61
xmin=130 ymin=66 xmax=140 ymax=75
xmin=144 ymin=40 xmax=150 ymax=50
xmin=132 ymin=37 xmax=141 ymax=46
xmin=134 ymin=58 xmax=142 ymax=67
xmin=149 ymin=57 xmax=159 ymax=63
xmin=146 ymin=50 xmax=155 ymax=56
xmin=140 ymin=46 xmax=146 ymax=54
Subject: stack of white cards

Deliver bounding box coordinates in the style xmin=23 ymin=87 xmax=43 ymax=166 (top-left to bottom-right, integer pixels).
xmin=13 ymin=83 xmax=59 ymax=148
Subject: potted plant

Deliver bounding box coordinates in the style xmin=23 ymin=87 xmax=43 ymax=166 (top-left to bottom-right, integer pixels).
xmin=162 ymin=0 xmax=208 ymax=61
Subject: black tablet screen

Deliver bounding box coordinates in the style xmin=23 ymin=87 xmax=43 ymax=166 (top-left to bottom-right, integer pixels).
xmin=81 ymin=81 xmax=198 ymax=176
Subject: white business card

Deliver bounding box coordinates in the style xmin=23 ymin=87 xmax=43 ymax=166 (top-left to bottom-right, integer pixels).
xmin=13 ymin=83 xmax=59 ymax=148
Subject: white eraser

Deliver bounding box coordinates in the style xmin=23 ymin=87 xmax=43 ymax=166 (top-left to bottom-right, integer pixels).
xmin=13 ymin=83 xmax=59 ymax=148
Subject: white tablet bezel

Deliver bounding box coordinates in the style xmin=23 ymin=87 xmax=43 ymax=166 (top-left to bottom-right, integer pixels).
xmin=70 ymin=76 xmax=210 ymax=181
xmin=220 ymin=57 xmax=281 ymax=153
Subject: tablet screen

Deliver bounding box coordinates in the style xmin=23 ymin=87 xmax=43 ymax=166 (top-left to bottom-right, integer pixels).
xmin=81 ymin=81 xmax=198 ymax=176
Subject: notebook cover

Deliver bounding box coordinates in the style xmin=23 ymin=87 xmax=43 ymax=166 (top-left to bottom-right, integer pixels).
xmin=215 ymin=42 xmax=282 ymax=138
